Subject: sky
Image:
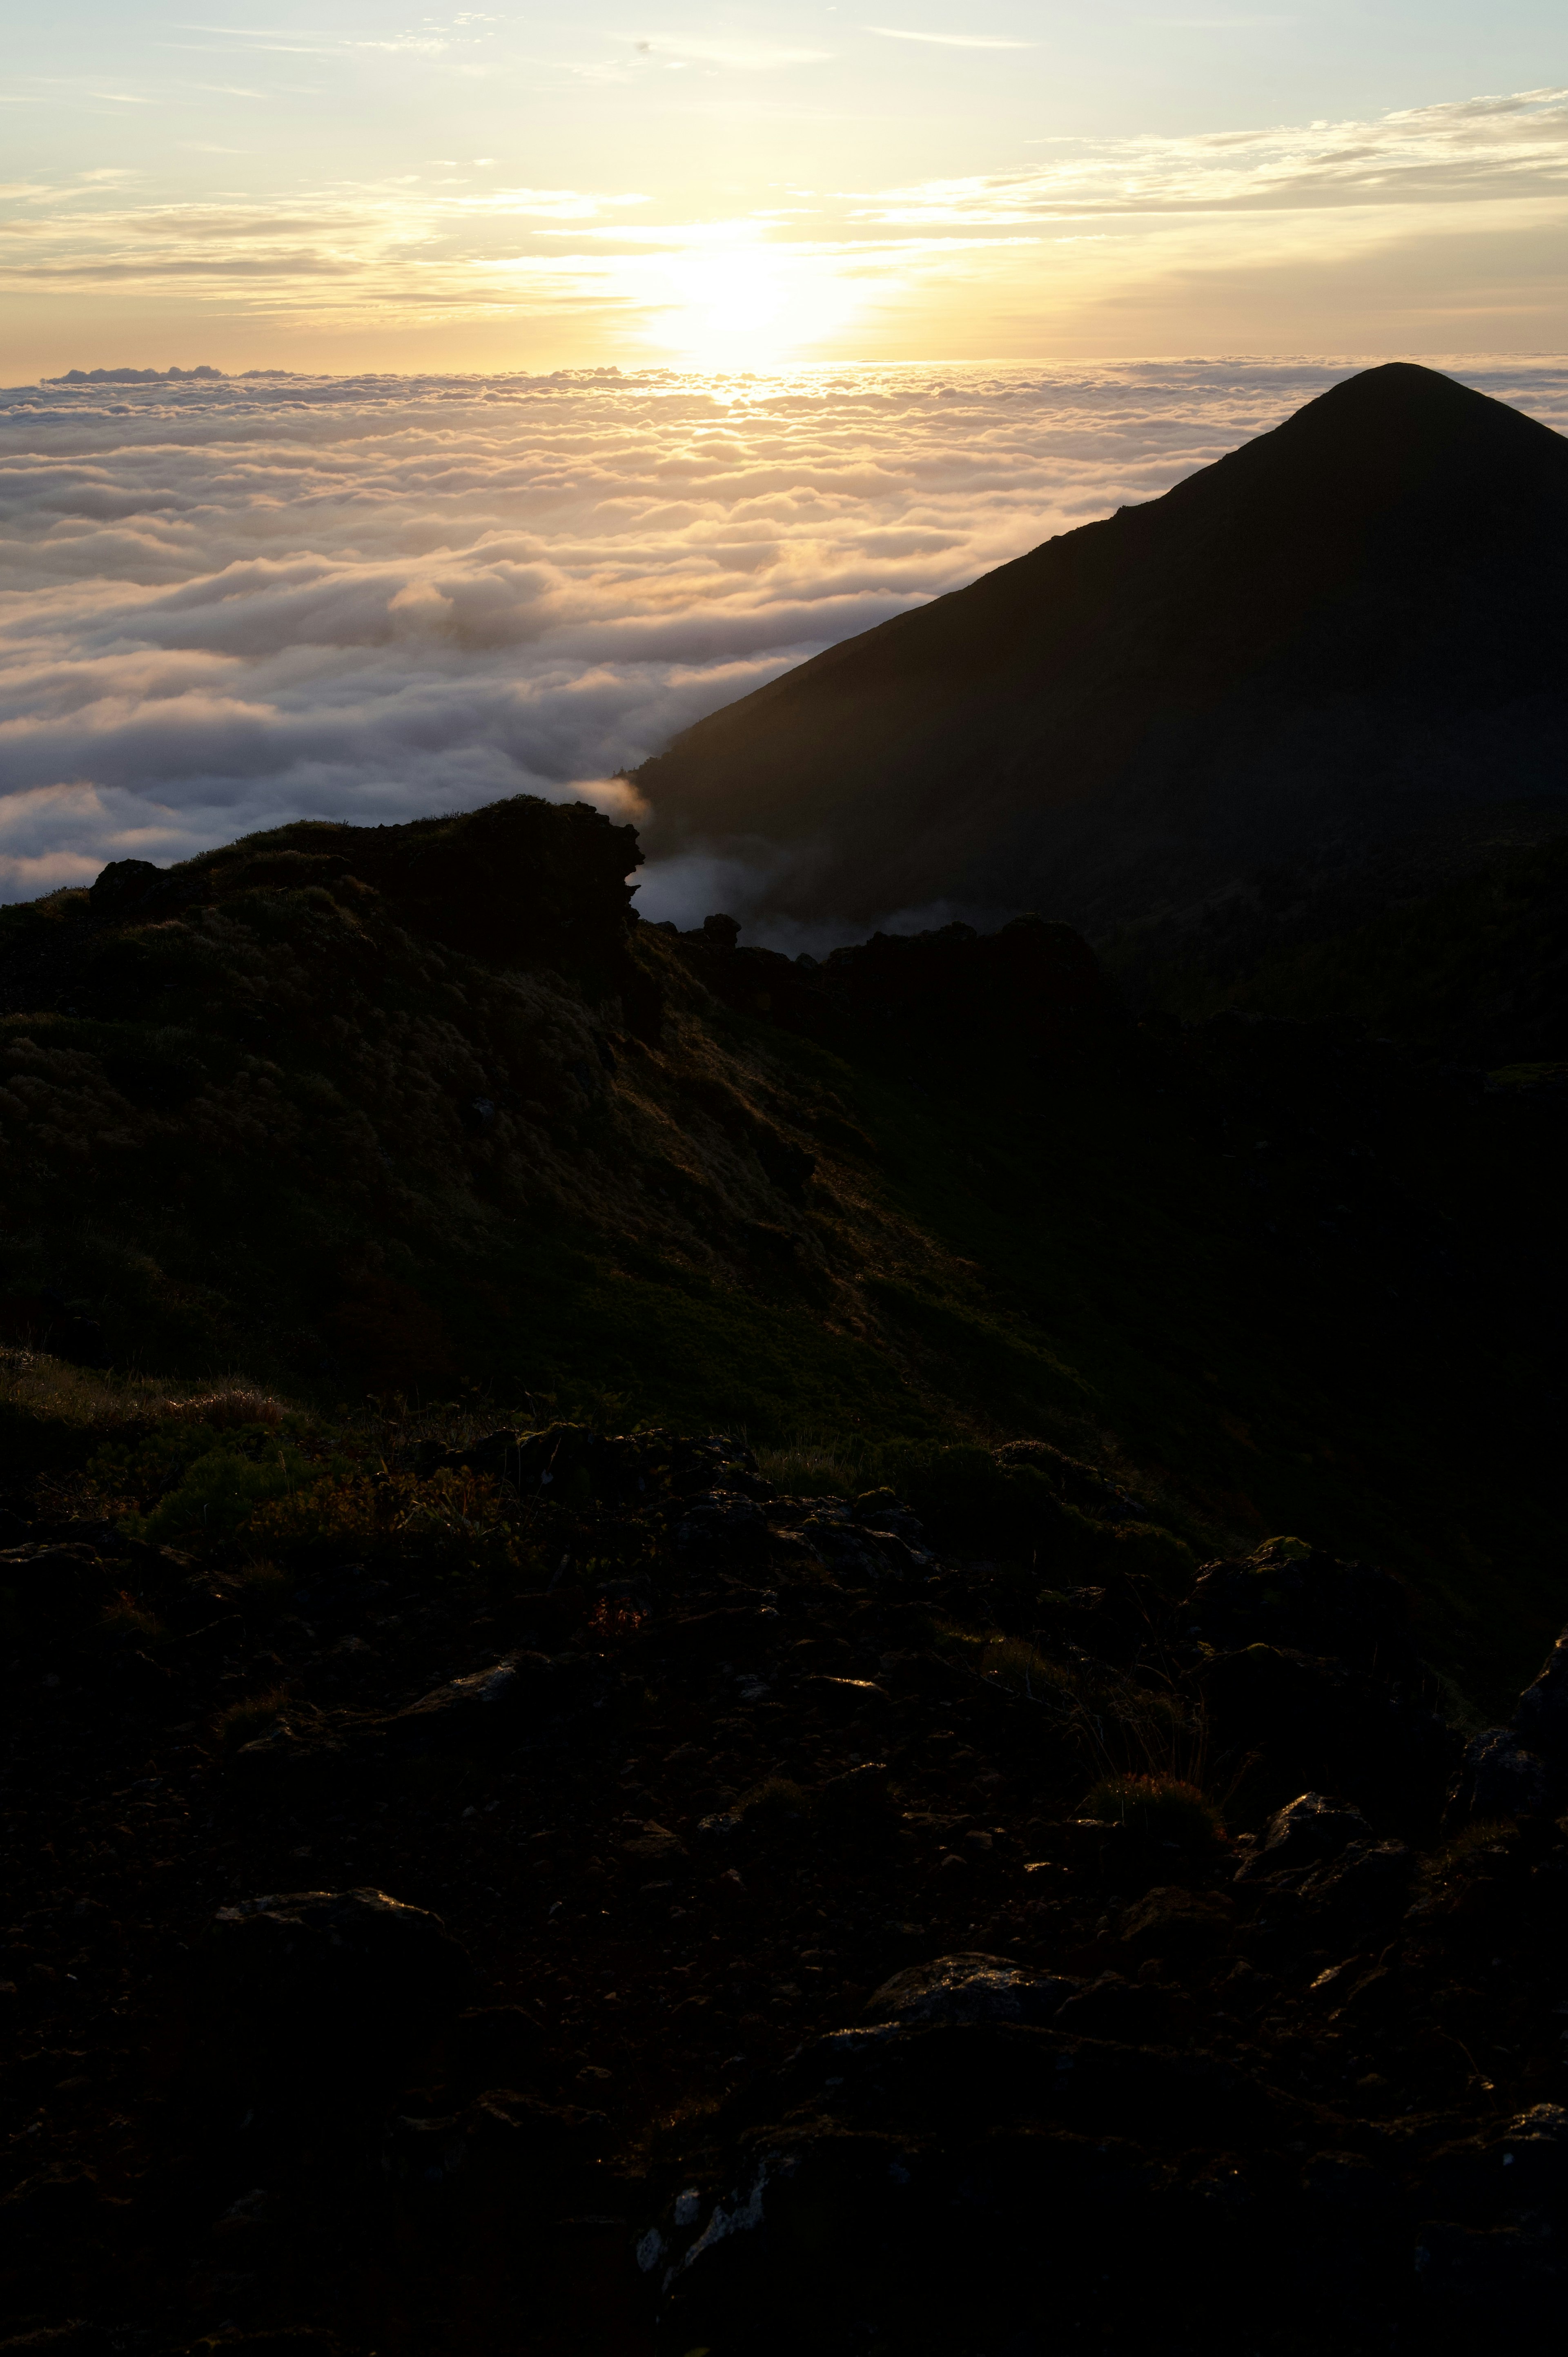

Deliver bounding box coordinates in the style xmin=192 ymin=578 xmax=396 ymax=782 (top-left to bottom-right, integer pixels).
xmin=1 ymin=11 xmax=1565 ymax=920
xmin=2 ymin=4 xmax=1567 ymax=377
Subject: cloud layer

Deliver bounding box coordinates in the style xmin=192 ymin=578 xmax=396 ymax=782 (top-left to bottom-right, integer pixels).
xmin=2 ymin=356 xmax=1565 ymax=925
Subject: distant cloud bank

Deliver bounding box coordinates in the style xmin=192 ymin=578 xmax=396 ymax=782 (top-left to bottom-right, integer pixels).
xmin=1 ymin=357 xmax=1564 ymax=926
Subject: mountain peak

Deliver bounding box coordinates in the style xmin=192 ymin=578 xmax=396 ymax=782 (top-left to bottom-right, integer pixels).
xmin=636 ymin=367 xmax=1568 ymax=933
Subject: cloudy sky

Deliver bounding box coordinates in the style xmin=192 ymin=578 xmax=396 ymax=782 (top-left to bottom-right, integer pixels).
xmin=2 ymin=11 xmax=1564 ymax=919
xmin=4 ymin=356 xmax=1566 ymax=923
xmin=3 ymin=4 xmax=1566 ymax=376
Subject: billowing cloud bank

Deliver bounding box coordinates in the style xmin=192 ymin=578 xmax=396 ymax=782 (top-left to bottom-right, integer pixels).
xmin=2 ymin=357 xmax=1565 ymax=928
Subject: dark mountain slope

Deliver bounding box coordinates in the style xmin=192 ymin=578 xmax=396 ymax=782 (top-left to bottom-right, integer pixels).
xmin=1 ymin=797 xmax=1564 ymax=1705
xmin=634 ymin=364 xmax=1568 ymax=934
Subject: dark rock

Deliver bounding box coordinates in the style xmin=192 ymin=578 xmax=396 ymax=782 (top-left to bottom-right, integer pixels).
xmin=1236 ymin=1791 xmax=1372 ymax=1880
xmin=290 ymin=1561 xmax=389 ymax=1618
xmin=389 ymin=1655 xmax=546 ymax=1751
xmin=1117 ymin=1886 xmax=1235 ymax=1964
xmin=1183 ymin=1538 xmax=1414 ymax=1674
xmin=1299 ymin=2149 xmax=1398 ymax=2215
xmin=0 ymin=1546 xmax=119 ymax=1641
xmin=89 ymin=858 xmax=163 ymax=919
xmin=621 ymin=1822 xmax=687 ymax=1871
xmin=659 ymin=1605 xmax=779 ymax=1666
xmin=444 ymin=2003 xmax=546 ymax=2095
xmin=849 ymin=1490 xmax=926 ymax=1545
xmin=1510 ymin=1621 xmax=1568 ymax=1765
xmin=1414 ymin=2218 xmax=1564 ymax=2324
xmin=0 ymin=2326 xmax=113 ymax=2357
xmin=677 ymin=1492 xmax=768 ymax=1568
xmin=816 ymin=1759 xmax=895 ymax=1832
xmin=232 ymin=1701 xmax=356 ymax=1781
xmin=1420 ymin=2104 xmax=1568 ymax=2219
xmin=863 ymin=1954 xmax=1079 ymax=2029
xmin=800 ymin=1675 xmax=889 ymax=1721
xmin=1448 ymin=1726 xmax=1554 ymax=1824
xmin=1198 ymin=1645 xmax=1357 ymax=1784
xmin=383 ymin=2089 xmax=605 ymax=2190
xmin=205 ymin=1887 xmax=468 ymax=2080
xmin=1296 ymin=1837 xmax=1415 ymax=1927
xmin=1052 ymin=1973 xmax=1176 ymax=2043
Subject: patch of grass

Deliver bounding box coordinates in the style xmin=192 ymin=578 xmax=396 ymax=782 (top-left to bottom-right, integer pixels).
xmin=754 ymin=1443 xmax=860 ymax=1495
xmin=1080 ymin=1773 xmax=1223 ymax=1849
xmin=161 ymin=1388 xmax=286 ymax=1430
xmin=974 ymin=1633 xmax=1070 ymax=1702
xmin=246 ymin=1464 xmax=528 ymax=1575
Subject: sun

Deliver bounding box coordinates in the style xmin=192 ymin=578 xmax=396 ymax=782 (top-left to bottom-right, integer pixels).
xmin=645 ymin=241 xmax=866 ymax=366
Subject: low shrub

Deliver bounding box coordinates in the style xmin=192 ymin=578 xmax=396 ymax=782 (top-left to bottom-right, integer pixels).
xmin=132 ymin=1440 xmax=317 ymax=1545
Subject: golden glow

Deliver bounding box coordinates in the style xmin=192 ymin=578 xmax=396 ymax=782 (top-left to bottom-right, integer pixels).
xmin=642 ymin=242 xmax=873 ymax=366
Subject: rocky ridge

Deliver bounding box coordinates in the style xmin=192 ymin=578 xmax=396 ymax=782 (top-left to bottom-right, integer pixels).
xmin=4 ymin=1416 xmax=1568 ymax=2354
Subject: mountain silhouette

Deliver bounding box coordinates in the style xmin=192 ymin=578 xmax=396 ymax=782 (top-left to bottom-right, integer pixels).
xmin=634 ymin=364 xmax=1568 ymax=934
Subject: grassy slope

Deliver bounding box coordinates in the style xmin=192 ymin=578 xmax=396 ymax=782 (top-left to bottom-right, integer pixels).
xmin=2 ymin=860 xmax=1563 ymax=1709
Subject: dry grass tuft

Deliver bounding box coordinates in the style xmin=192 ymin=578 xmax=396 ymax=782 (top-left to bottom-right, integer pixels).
xmin=976 ymin=1633 xmax=1071 ymax=1702
xmin=161 ymin=1388 xmax=287 ymax=1430
xmin=754 ymin=1443 xmax=859 ymax=1495
xmin=1080 ymin=1772 xmax=1223 ymax=1849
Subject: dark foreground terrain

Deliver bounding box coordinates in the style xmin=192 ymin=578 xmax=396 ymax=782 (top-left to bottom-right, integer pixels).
xmin=2 ymin=790 xmax=1566 ymax=2354
xmin=4 ymin=1414 xmax=1568 ymax=2356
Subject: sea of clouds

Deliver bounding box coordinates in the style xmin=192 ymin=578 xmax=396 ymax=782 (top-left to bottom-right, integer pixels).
xmin=2 ymin=356 xmax=1565 ymax=933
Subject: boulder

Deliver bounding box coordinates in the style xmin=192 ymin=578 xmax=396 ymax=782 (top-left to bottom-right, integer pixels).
xmin=863 ymin=1954 xmax=1078 ymax=2029
xmin=1509 ymin=1623 xmax=1568 ymax=1767
xmin=1295 ymin=1838 xmax=1415 ymax=1929
xmin=1183 ymin=1540 xmax=1413 ymax=1673
xmin=1235 ymin=1792 xmax=1372 ymax=1880
xmin=677 ymin=1492 xmax=769 ymax=1569
xmin=382 ymin=2089 xmax=604 ymax=2191
xmin=1447 ymin=1727 xmax=1554 ymax=1825
xmin=205 ymin=1887 xmax=468 ymax=2081
xmin=388 ymin=1655 xmax=547 ymax=1752
xmin=444 ymin=2003 xmax=546 ymax=2096
xmin=1117 ymin=1886 xmax=1234 ymax=1964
